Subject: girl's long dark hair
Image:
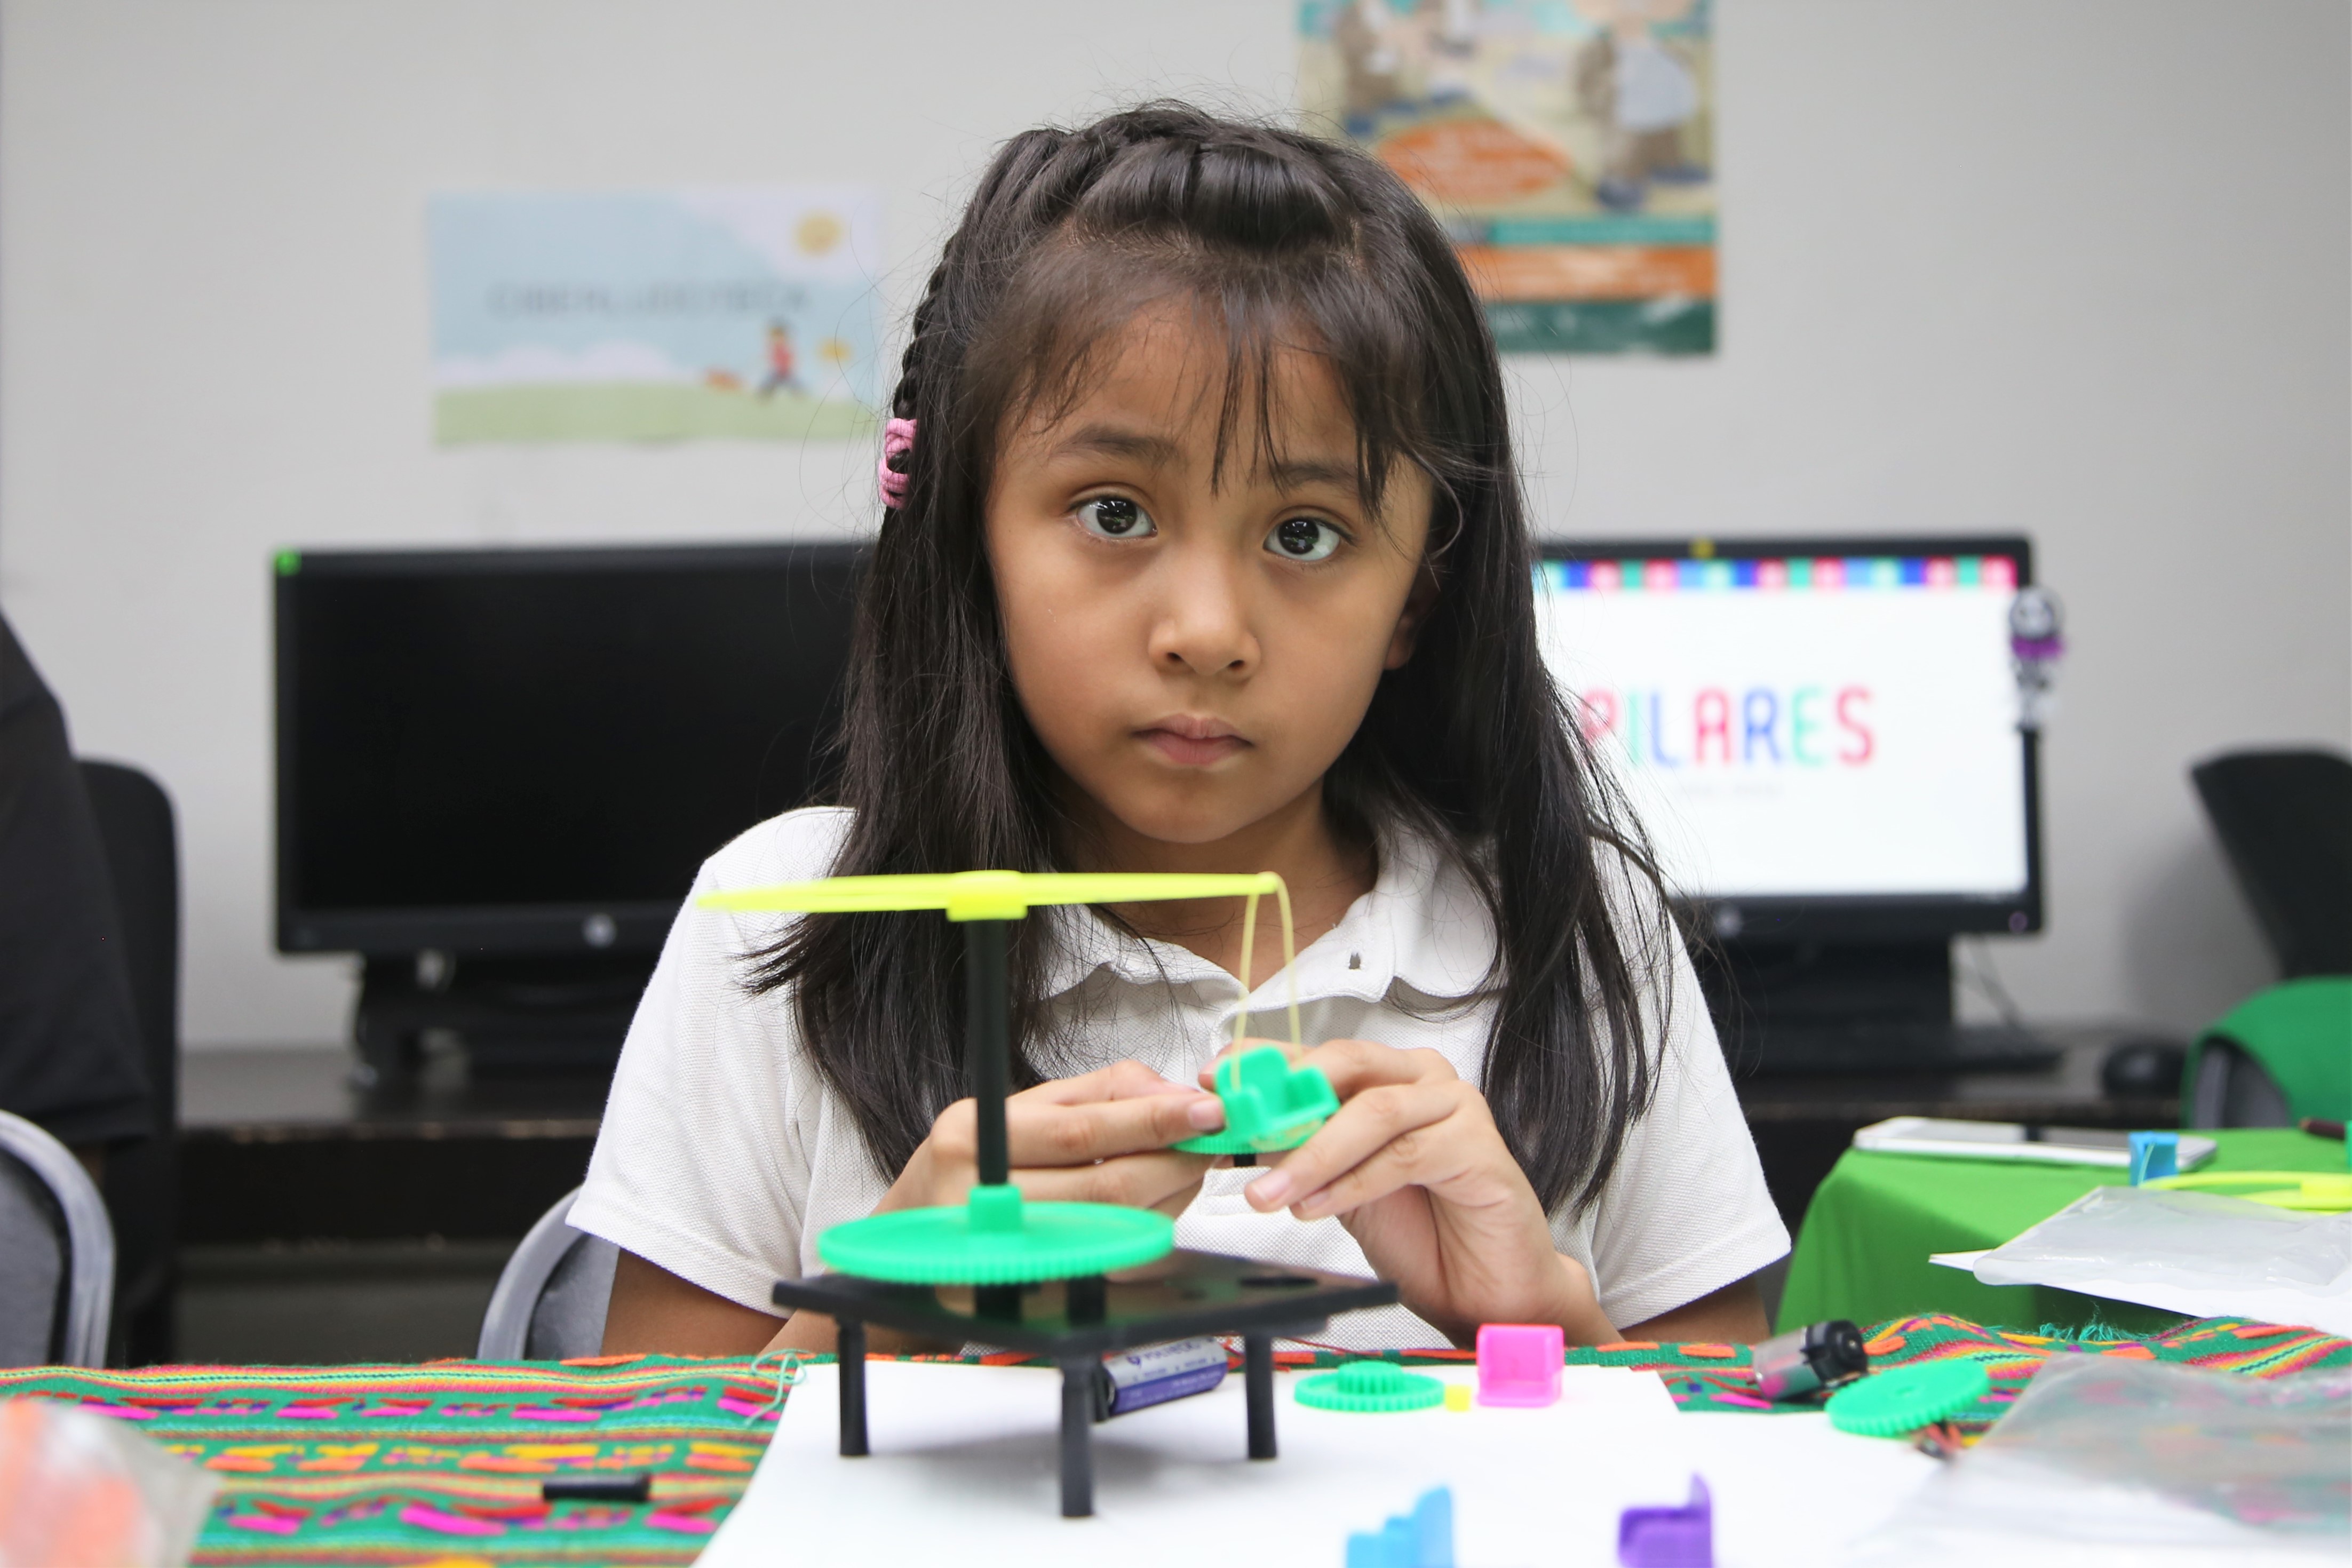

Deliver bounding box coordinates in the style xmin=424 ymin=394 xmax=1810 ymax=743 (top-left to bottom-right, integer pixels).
xmin=753 ymin=102 xmax=1672 ymax=1213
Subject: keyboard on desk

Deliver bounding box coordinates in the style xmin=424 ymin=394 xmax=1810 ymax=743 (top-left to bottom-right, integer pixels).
xmin=1730 ymin=1022 xmax=2062 ymax=1077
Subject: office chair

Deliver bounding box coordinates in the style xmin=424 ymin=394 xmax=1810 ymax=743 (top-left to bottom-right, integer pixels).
xmin=78 ymin=760 xmax=180 ymax=1364
xmin=2191 ymin=749 xmax=2352 ymax=978
xmin=2185 ymin=749 xmax=2352 ymax=1129
xmin=0 ymin=1109 xmax=116 ymax=1367
xmin=478 ymin=1187 xmax=618 ymax=1360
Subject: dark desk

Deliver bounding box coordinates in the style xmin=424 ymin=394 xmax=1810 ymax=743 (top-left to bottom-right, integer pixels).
xmin=184 ymin=1031 xmax=2176 ymax=1249
xmin=181 ymin=1047 xmax=603 ymax=1244
xmin=1735 ymin=1030 xmax=2179 ymax=1236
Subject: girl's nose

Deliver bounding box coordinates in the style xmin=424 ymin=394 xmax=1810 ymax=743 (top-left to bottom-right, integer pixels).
xmin=1147 ymin=547 xmax=1260 ymax=678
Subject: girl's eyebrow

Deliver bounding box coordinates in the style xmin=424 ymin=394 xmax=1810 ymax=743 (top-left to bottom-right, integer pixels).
xmin=1262 ymin=456 xmax=1360 ymax=495
xmin=1050 ymin=424 xmax=1182 ymax=468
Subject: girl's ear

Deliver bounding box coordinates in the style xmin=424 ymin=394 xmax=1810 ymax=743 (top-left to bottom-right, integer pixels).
xmin=1382 ymin=559 xmax=1442 ymax=671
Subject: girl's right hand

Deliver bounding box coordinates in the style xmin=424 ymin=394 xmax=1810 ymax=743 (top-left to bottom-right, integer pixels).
xmin=877 ymin=1060 xmax=1226 ymax=1218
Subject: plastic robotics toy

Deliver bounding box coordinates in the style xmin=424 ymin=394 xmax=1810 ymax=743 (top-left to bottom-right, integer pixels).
xmin=698 ymin=869 xmax=1396 ymax=1517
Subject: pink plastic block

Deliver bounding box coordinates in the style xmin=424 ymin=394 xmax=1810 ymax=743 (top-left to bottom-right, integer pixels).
xmin=1475 ymin=1323 xmax=1563 ymax=1407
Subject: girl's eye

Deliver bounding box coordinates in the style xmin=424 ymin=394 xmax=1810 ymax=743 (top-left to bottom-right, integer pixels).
xmin=1267 ymin=515 xmax=1344 ymax=562
xmin=1074 ymin=496 xmax=1155 ymax=540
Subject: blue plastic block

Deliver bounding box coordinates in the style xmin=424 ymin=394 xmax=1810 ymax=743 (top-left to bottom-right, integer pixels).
xmin=2128 ymin=1130 xmax=2180 ymax=1185
xmin=1345 ymin=1486 xmax=1453 ymax=1568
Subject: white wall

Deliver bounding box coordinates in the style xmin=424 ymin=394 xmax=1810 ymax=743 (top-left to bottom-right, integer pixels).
xmin=2 ymin=0 xmax=2343 ymax=1049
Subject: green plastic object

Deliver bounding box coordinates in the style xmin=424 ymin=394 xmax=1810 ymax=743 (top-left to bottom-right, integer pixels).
xmin=1295 ymin=1359 xmax=1447 ymax=1413
xmin=1174 ymin=1047 xmax=1339 ymax=1155
xmin=1825 ymin=1360 xmax=1991 ymax=1437
xmin=2184 ymin=978 xmax=2352 ymax=1125
xmin=815 ymin=1184 xmax=1174 ymax=1285
xmin=700 ymin=868 xmax=1282 ymax=923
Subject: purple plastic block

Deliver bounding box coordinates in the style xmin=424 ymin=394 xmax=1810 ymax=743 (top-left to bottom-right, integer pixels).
xmin=1474 ymin=1323 xmax=1563 ymax=1407
xmin=1617 ymin=1476 xmax=1711 ymax=1568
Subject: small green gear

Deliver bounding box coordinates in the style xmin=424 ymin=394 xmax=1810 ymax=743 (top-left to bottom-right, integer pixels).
xmin=1173 ymin=1047 xmax=1338 ymax=1155
xmin=1825 ymin=1360 xmax=1991 ymax=1438
xmin=1295 ymin=1359 xmax=1447 ymax=1413
xmin=815 ymin=1185 xmax=1174 ymax=1285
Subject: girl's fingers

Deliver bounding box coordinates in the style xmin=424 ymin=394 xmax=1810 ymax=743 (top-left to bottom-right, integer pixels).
xmin=1011 ymin=1151 xmax=1210 ymax=1211
xmin=1002 ymin=1087 xmax=1223 ymax=1166
xmin=1029 ymin=1058 xmax=1206 ymax=1106
xmin=1245 ymin=1077 xmax=1474 ymax=1214
xmin=1297 ymin=1038 xmax=1457 ymax=1099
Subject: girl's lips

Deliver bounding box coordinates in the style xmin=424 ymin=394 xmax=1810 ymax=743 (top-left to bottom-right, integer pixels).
xmin=1137 ymin=723 xmax=1249 ymax=767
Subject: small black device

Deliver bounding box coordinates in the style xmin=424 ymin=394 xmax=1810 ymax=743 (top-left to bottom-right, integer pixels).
xmin=274 ymin=542 xmax=862 ymax=1078
xmin=541 ymin=1473 xmax=653 ymax=1503
xmin=2100 ymin=1036 xmax=2188 ymax=1100
xmin=1750 ymin=1319 xmax=1869 ymax=1402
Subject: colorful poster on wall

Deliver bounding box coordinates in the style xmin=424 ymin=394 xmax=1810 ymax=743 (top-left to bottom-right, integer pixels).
xmin=1299 ymin=1 xmax=1715 ymax=355
xmin=428 ymin=188 xmax=881 ymax=443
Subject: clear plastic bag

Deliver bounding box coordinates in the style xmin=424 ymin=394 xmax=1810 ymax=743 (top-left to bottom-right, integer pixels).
xmin=1846 ymin=1354 xmax=2351 ymax=1565
xmin=1973 ymin=1184 xmax=2352 ymax=1293
xmin=0 ymin=1397 xmax=218 ymax=1567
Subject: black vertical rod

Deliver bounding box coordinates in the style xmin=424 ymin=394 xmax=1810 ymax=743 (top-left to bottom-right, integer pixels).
xmin=1059 ymin=1358 xmax=1095 ymax=1517
xmin=1244 ymin=1333 xmax=1276 ymax=1459
xmin=837 ymin=1318 xmax=869 ymax=1457
xmin=965 ymin=919 xmax=1011 ymax=1188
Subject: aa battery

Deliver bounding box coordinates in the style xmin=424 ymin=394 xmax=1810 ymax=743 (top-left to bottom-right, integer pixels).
xmin=1092 ymin=1337 xmax=1229 ymax=1422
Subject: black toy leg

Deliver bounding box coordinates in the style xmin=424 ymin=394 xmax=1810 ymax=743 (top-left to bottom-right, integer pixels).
xmin=1058 ymin=1358 xmax=1094 ymax=1517
xmin=1244 ymin=1332 xmax=1276 ymax=1460
xmin=838 ymin=1318 xmax=869 ymax=1458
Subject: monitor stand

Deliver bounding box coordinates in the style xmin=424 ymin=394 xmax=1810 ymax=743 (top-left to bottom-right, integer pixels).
xmin=1695 ymin=939 xmax=2057 ymax=1076
xmin=354 ymin=954 xmax=654 ymax=1085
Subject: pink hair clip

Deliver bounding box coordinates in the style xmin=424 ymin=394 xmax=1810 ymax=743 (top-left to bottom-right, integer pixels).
xmin=878 ymin=418 xmax=917 ymax=508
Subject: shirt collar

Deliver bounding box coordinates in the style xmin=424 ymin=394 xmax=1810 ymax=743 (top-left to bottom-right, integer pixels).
xmin=1033 ymin=824 xmax=1497 ymax=1013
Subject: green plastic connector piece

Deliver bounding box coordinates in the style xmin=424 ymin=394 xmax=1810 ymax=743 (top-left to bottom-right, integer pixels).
xmin=1174 ymin=1047 xmax=1338 ymax=1155
xmin=815 ymin=1185 xmax=1174 ymax=1285
xmin=1296 ymin=1359 xmax=1447 ymax=1413
xmin=1824 ymin=1360 xmax=1990 ymax=1438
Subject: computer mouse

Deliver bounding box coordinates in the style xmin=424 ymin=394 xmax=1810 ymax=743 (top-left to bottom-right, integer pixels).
xmin=2101 ymin=1037 xmax=2188 ymax=1099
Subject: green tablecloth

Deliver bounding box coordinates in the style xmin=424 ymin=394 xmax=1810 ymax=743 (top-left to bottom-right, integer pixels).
xmin=1776 ymin=1128 xmax=2348 ymax=1334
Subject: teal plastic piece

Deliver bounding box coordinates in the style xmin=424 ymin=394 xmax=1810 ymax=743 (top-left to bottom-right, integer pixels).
xmin=1296 ymin=1359 xmax=1447 ymax=1413
xmin=814 ymin=1184 xmax=1174 ymax=1285
xmin=1173 ymin=1046 xmax=1338 ymax=1155
xmin=1824 ymin=1360 xmax=1990 ymax=1438
xmin=1348 ymin=1486 xmax=1453 ymax=1568
xmin=2128 ymin=1131 xmax=2179 ymax=1184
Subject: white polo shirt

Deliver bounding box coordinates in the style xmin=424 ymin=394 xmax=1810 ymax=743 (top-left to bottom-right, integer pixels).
xmin=571 ymin=807 xmax=1788 ymax=1349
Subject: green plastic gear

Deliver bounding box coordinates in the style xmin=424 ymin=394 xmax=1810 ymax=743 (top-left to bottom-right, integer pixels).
xmin=1173 ymin=1048 xmax=1338 ymax=1156
xmin=1825 ymin=1360 xmax=1991 ymax=1438
xmin=1294 ymin=1360 xmax=1448 ymax=1413
xmin=815 ymin=1185 xmax=1174 ymax=1285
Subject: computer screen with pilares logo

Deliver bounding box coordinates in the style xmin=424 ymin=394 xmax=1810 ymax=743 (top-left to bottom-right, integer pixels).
xmin=1533 ymin=538 xmax=2038 ymax=925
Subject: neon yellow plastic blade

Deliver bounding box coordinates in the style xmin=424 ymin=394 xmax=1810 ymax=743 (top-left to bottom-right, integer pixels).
xmin=698 ymin=867 xmax=1283 ymax=921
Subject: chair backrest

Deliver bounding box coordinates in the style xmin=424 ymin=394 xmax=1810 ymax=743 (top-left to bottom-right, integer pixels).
xmin=2186 ymin=1039 xmax=2292 ymax=1128
xmin=75 ymin=762 xmax=178 ymax=1116
xmin=478 ymin=1186 xmax=618 ymax=1362
xmin=76 ymin=760 xmax=179 ymax=1363
xmin=0 ymin=1109 xmax=115 ymax=1367
xmin=2190 ymin=749 xmax=2352 ymax=978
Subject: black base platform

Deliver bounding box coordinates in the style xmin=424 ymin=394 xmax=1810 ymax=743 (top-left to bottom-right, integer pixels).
xmin=772 ymin=1249 xmax=1398 ymax=1517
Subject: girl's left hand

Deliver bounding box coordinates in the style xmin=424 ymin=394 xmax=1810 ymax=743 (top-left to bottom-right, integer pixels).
xmin=1210 ymin=1039 xmax=1618 ymax=1349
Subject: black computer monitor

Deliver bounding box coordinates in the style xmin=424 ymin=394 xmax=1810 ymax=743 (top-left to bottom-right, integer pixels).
xmin=275 ymin=542 xmax=863 ymax=959
xmin=1533 ymin=536 xmax=2044 ymax=944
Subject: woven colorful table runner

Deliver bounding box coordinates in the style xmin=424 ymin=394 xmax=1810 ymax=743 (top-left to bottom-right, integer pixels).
xmin=0 ymin=1315 xmax=2341 ymax=1565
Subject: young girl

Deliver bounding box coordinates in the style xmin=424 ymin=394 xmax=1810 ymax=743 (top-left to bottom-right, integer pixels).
xmin=575 ymin=103 xmax=1786 ymax=1355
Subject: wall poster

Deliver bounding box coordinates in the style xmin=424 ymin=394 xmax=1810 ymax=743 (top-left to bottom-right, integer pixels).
xmin=1299 ymin=1 xmax=1715 ymax=355
xmin=428 ymin=188 xmax=882 ymax=443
